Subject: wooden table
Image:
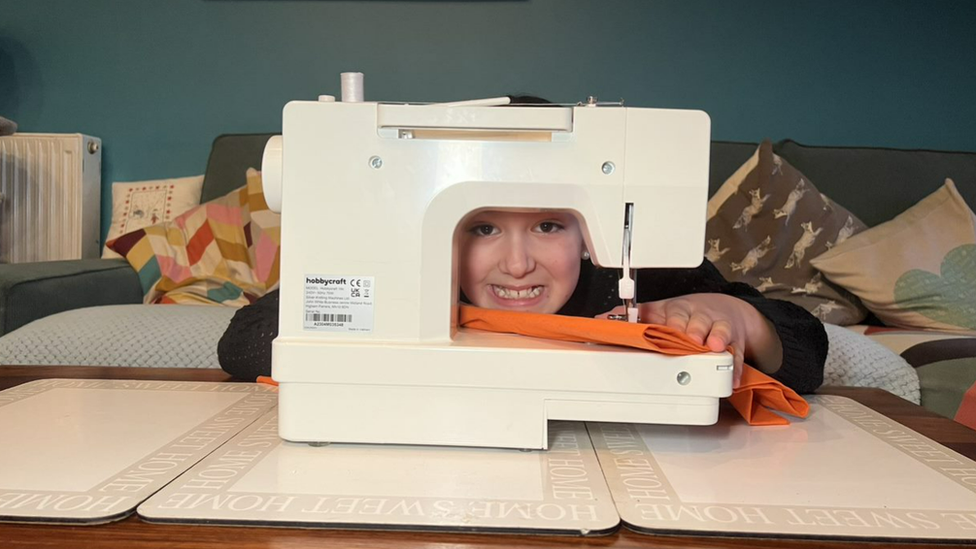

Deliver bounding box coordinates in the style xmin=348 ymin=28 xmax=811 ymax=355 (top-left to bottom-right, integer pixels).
xmin=2 ymin=365 xmax=975 ymax=549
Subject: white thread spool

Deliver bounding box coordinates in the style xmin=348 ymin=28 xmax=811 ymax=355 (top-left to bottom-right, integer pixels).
xmin=340 ymin=72 xmax=364 ymax=102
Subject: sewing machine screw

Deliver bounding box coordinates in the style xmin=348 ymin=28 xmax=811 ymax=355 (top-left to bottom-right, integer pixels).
xmin=677 ymin=371 xmax=691 ymax=385
xmin=369 ymin=156 xmax=383 ymax=169
xmin=601 ymin=161 xmax=615 ymax=175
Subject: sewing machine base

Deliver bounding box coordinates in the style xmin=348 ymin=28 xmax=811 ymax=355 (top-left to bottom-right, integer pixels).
xmin=278 ymin=383 xmax=723 ymax=450
xmin=273 ymin=330 xmax=732 ymax=450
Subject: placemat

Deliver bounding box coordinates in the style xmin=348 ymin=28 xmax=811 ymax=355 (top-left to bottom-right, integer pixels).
xmin=139 ymin=412 xmax=619 ymax=535
xmin=588 ymin=395 xmax=976 ymax=542
xmin=0 ymin=379 xmax=276 ymax=524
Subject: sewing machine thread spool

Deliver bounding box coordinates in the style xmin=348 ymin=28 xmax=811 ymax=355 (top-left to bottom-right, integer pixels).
xmin=341 ymin=72 xmax=364 ymax=102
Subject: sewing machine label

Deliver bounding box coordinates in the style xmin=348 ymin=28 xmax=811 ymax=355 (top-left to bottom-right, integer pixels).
xmin=303 ymin=275 xmax=374 ymax=333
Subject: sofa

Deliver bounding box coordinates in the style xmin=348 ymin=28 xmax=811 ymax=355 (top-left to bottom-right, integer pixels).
xmin=0 ymin=134 xmax=973 ymax=427
xmin=0 ymin=134 xmax=276 ymax=368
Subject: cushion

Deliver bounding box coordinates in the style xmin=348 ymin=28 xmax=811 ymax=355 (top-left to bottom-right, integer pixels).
xmin=705 ymin=141 xmax=869 ymax=325
xmin=0 ymin=304 xmax=234 ymax=368
xmin=847 ymin=325 xmax=976 ymax=430
xmin=102 ymin=175 xmax=204 ymax=259
xmin=811 ymin=179 xmax=976 ymax=333
xmin=821 ymin=324 xmax=919 ymax=404
xmin=107 ymin=168 xmax=280 ymax=306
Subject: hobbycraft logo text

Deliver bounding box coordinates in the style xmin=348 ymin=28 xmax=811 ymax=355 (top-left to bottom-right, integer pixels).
xmin=306 ymin=277 xmax=347 ymax=286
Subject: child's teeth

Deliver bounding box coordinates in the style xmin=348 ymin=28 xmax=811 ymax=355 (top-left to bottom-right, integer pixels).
xmin=493 ymin=285 xmax=542 ymax=299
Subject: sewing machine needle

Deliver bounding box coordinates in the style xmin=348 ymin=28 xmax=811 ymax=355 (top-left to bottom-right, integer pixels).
xmin=619 ymin=203 xmax=639 ymax=323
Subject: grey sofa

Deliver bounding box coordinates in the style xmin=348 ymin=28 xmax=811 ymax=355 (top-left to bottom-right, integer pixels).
xmin=0 ymin=135 xmax=973 ymax=409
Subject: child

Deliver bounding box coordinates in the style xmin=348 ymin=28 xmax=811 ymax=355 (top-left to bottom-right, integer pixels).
xmin=219 ymin=207 xmax=826 ymax=392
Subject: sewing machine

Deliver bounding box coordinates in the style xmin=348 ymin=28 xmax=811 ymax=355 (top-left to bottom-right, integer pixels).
xmin=262 ymin=77 xmax=733 ymax=449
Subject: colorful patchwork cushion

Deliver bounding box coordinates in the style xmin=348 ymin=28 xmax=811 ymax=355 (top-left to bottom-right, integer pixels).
xmin=107 ymin=168 xmax=279 ymax=306
xmin=705 ymin=141 xmax=869 ymax=325
xmin=847 ymin=325 xmax=976 ymax=430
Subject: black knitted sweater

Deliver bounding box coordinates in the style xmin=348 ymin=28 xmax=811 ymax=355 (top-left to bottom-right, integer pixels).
xmin=218 ymin=259 xmax=827 ymax=393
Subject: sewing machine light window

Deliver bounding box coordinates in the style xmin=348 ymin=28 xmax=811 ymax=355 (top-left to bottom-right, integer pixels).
xmin=395 ymin=129 xmax=554 ymax=142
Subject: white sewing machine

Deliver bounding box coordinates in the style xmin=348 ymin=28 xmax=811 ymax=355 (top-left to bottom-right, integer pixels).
xmin=262 ymin=75 xmax=733 ymax=449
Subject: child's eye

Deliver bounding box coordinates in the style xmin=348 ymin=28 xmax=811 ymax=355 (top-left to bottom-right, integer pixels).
xmin=536 ymin=221 xmax=564 ymax=234
xmin=470 ymin=224 xmax=498 ymax=237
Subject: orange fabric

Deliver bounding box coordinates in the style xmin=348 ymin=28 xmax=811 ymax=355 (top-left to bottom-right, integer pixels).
xmin=256 ymin=376 xmax=279 ymax=387
xmin=459 ymin=305 xmax=809 ymax=426
xmin=955 ymin=382 xmax=976 ymax=431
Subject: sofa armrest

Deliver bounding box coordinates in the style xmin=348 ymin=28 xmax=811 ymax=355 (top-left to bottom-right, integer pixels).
xmin=0 ymin=259 xmax=143 ymax=336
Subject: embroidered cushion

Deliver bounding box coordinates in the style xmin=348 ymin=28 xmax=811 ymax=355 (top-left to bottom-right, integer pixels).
xmin=102 ymin=175 xmax=204 ymax=259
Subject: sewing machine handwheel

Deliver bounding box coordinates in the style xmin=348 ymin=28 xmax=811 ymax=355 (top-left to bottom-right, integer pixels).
xmin=261 ymin=135 xmax=284 ymax=212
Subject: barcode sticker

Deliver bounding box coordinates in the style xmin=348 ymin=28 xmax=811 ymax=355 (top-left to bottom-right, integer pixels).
xmin=303 ymin=275 xmax=374 ymax=333
xmin=304 ymin=313 xmax=353 ymax=323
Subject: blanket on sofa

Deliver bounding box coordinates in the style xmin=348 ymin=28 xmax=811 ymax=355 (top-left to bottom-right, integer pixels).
xmin=849 ymin=326 xmax=976 ymax=430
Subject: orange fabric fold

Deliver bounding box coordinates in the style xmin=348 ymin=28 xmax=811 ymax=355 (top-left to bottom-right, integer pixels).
xmin=256 ymin=376 xmax=279 ymax=388
xmin=726 ymin=368 xmax=809 ymax=426
xmin=459 ymin=305 xmax=809 ymax=426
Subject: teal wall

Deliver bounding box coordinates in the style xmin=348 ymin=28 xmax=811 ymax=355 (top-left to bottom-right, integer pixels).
xmin=2 ymin=0 xmax=974 ymax=242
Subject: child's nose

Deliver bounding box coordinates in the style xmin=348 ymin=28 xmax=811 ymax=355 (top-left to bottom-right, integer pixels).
xmin=500 ymin=237 xmax=535 ymax=278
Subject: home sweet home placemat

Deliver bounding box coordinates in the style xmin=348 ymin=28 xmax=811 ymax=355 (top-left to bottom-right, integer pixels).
xmin=0 ymin=379 xmax=276 ymax=524
xmin=138 ymin=412 xmax=619 ymax=535
xmin=588 ymin=395 xmax=976 ymax=542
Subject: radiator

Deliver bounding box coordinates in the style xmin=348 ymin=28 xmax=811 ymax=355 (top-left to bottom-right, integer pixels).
xmin=0 ymin=133 xmax=102 ymax=263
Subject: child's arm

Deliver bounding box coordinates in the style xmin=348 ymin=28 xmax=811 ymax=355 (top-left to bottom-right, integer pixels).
xmin=217 ymin=290 xmax=279 ymax=381
xmin=593 ymin=259 xmax=827 ymax=393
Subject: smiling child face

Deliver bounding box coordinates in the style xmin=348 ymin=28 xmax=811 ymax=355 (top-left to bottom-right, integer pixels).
xmin=458 ymin=210 xmax=585 ymax=314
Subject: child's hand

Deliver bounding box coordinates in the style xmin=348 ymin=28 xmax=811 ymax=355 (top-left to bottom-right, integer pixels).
xmin=598 ymin=293 xmax=783 ymax=388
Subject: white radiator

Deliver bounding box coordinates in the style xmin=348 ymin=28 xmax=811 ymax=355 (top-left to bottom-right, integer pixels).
xmin=0 ymin=133 xmax=102 ymax=263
